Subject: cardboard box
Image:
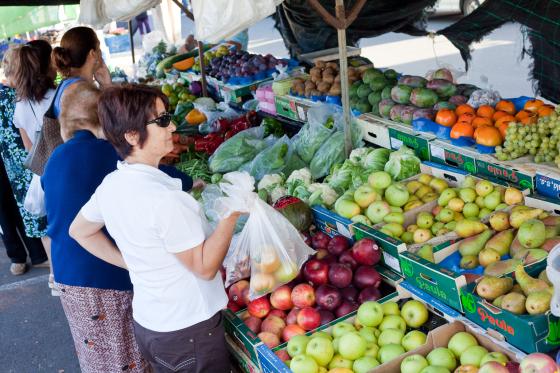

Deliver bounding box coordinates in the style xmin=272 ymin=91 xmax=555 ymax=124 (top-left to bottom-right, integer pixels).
xmin=535 ymin=170 xmax=560 ymax=202
xmin=475 ymin=154 xmax=536 ymax=191
xmin=274 ymin=95 xmax=316 ymax=123
xmin=357 ymin=113 xmax=391 ymax=149
xmin=226 ymin=335 xmax=261 ymax=373
xmin=386 ymin=121 xmax=435 ymax=161
xmin=311 ymin=205 xmax=354 ymax=240
xmin=429 ymin=139 xmax=478 ymax=174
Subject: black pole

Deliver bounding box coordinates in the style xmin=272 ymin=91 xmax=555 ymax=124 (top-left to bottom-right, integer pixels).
xmin=128 ymin=20 xmax=135 ymax=64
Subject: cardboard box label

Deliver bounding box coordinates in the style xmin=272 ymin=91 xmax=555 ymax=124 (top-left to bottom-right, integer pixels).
xmin=312 ymin=206 xmax=354 ymax=239
xmin=440 ymin=147 xmax=477 ymax=174
xmin=274 ymin=96 xmax=298 ymax=121
xmin=475 ymin=159 xmax=534 ymax=190
xmin=388 ymin=127 xmax=430 ymax=160
xmin=536 ymin=173 xmax=560 ymax=200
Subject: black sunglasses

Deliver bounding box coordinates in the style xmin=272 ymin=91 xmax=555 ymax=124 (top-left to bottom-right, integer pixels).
xmin=146 ymin=112 xmax=173 ymax=128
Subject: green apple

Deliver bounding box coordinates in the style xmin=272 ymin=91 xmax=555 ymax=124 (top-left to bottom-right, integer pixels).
xmin=287 ymin=335 xmax=310 ymax=357
xmin=379 ymin=315 xmax=406 ymax=332
xmin=384 ymin=211 xmax=405 ymax=225
xmin=479 ymin=352 xmax=508 ymax=366
xmin=358 ymin=327 xmax=378 ymax=344
xmin=436 ymin=208 xmax=455 ymax=223
xmin=332 ymin=337 xmax=340 ymax=353
xmin=351 ymin=214 xmax=372 ymax=226
xmin=332 ymin=322 xmax=356 ymax=338
xmin=385 ymin=183 xmax=410 ymax=207
xmin=354 ymin=185 xmax=378 ymax=208
xmin=447 ymin=332 xmax=478 ymax=358
xmin=366 ymin=201 xmax=392 ymax=224
xmin=462 ymin=202 xmax=480 ymax=218
xmin=429 ymin=178 xmax=448 ymax=193
xmin=413 ymin=228 xmax=433 ymax=244
xmin=369 ymin=171 xmax=392 ymax=190
xmin=402 ymin=330 xmax=427 ymax=352
xmin=311 ymin=331 xmax=332 ymax=341
xmin=381 ymin=301 xmax=400 ymax=316
xmin=478 ymin=208 xmax=492 ymax=219
xmin=427 ymin=347 xmax=457 ymax=371
xmin=459 ymin=188 xmax=477 ymax=203
xmin=378 ymin=343 xmax=405 ymax=364
xmin=401 ymin=300 xmax=429 ymax=328
xmin=338 ymin=332 xmax=367 ymax=360
xmin=438 ymin=188 xmax=457 ymax=206
xmin=290 ymin=354 xmax=319 ymax=373
xmin=306 ymin=337 xmax=334 ymax=366
xmin=460 ymin=345 xmax=488 ymax=367
xmin=401 ymin=354 xmax=429 ymax=373
xmin=383 ymin=222 xmax=404 ymax=237
xmin=328 ymin=354 xmax=353 ymax=370
xmin=475 ymin=180 xmax=494 ymax=197
xmin=334 ymin=197 xmax=361 ymax=219
xmin=364 ymin=343 xmax=380 ymax=359
xmin=378 ymin=328 xmax=404 ymax=346
xmin=420 ymin=366 xmax=451 ymax=373
xmin=353 ymin=356 xmax=380 ymax=373
xmin=357 ymin=301 xmax=384 ymax=327
xmin=391 ymin=206 xmax=403 ymax=213
xmin=416 ymin=211 xmax=434 ymax=229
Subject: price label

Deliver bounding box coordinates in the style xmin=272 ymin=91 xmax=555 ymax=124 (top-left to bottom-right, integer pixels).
xmin=390 ymin=137 xmax=403 ymax=150
xmin=297 ymin=106 xmax=307 ymax=122
xmin=335 ymin=222 xmax=352 ymax=239
xmin=383 ymin=252 xmax=401 ymax=273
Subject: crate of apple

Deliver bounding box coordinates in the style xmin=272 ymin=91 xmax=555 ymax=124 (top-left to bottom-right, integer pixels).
xmin=280 ymin=299 xmax=440 ymax=373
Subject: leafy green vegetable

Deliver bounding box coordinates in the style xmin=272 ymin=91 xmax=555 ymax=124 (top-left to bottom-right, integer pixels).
xmin=384 ymin=146 xmax=421 ymax=181
xmin=363 ymin=148 xmax=391 ymax=171
xmin=263 ymin=117 xmax=285 ymax=137
xmin=310 ymin=131 xmax=347 ymax=179
xmin=242 ymin=136 xmax=292 ymax=181
xmin=209 ymin=127 xmax=269 ymax=173
xmin=293 ymin=120 xmax=335 ymax=163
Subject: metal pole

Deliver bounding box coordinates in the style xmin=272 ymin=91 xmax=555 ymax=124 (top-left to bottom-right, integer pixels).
xmin=128 ymin=20 xmax=136 ymax=64
xmin=335 ymin=0 xmax=352 ymax=157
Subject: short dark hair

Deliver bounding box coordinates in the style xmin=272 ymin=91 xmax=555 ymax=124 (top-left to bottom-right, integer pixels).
xmin=52 ymin=27 xmax=99 ymax=77
xmin=12 ymin=40 xmax=55 ymax=101
xmin=98 ymin=84 xmax=169 ymax=158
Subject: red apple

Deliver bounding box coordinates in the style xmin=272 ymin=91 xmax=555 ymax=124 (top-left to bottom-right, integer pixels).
xmin=321 ymin=254 xmax=338 ymax=266
xmin=261 ymin=315 xmax=286 ymax=337
xmin=315 ymin=284 xmax=342 ymax=311
xmin=247 ymin=296 xmax=271 ymax=318
xmin=286 ymin=307 xmax=301 ymax=325
xmin=275 ymin=349 xmax=290 ymax=362
xmin=243 ymin=316 xmax=262 ymax=334
xmin=311 ymin=231 xmax=330 ymax=250
xmin=340 ymin=286 xmax=359 ymax=302
xmin=506 ymin=361 xmax=520 ymax=373
xmin=358 ymin=286 xmax=381 ymax=303
xmin=227 ymin=300 xmax=241 ymax=312
xmin=282 ymin=324 xmax=306 ymax=342
xmin=351 ymin=238 xmax=381 ymax=266
xmin=291 ymin=284 xmax=315 ymax=308
xmin=258 ymin=331 xmax=280 ymax=348
xmin=480 ymin=362 xmax=509 ymax=373
xmin=335 ymin=300 xmax=358 ymax=318
xmin=241 ymin=287 xmax=251 ymax=306
xmin=269 ymin=309 xmax=286 ymax=320
xmin=303 ymin=259 xmax=329 ymax=286
xmin=220 ymin=267 xmax=226 ymax=282
xmin=328 ymin=235 xmax=350 ymax=256
xmin=317 ymin=309 xmax=335 ymax=325
xmin=315 ymin=249 xmax=329 ymax=260
xmin=354 ymin=266 xmax=381 ymax=289
xmin=270 ymin=285 xmax=294 ymax=311
xmin=339 ymin=250 xmax=358 ymax=270
xmin=228 ymin=280 xmax=250 ymax=306
xmin=520 ymin=353 xmax=559 ymax=373
xmin=297 ymin=307 xmax=321 ymax=331
xmin=328 ymin=263 xmax=353 ymax=288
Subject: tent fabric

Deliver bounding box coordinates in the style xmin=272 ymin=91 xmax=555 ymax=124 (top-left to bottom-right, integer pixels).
xmin=273 ymin=0 xmax=436 ymax=58
xmin=0 ymin=0 xmax=78 ymax=5
xmin=437 ymin=0 xmax=560 ymax=103
xmin=0 ymin=5 xmax=79 ymax=38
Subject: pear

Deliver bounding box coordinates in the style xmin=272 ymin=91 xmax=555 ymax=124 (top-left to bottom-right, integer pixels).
xmin=509 ymin=208 xmax=544 ymax=229
xmin=475 ymin=180 xmax=494 ymax=197
xmin=544 ymin=225 xmax=560 ymax=239
xmin=501 ymin=292 xmax=527 ymax=315
xmin=418 ymin=173 xmax=434 ymax=185
xmin=511 ymin=284 xmax=524 ymax=294
xmin=476 ymin=276 xmax=513 ymax=301
xmin=509 ymin=235 xmax=524 ymax=257
xmin=478 ymin=208 xmax=492 ymax=219
xmin=525 ymin=289 xmax=553 ymax=315
xmin=460 ymin=255 xmax=479 ymax=269
xmin=483 ymin=190 xmax=502 ymax=210
xmin=492 ymin=295 xmax=504 ymax=307
xmin=479 ymin=248 xmax=501 ymax=267
xmin=475 ymin=196 xmax=486 ymax=208
xmin=484 ymin=259 xmax=523 ymax=277
xmin=462 ymin=175 xmax=477 ymax=189
xmin=455 ymin=220 xmax=489 ymax=238
xmin=515 ymin=265 xmax=550 ymax=296
xmin=489 ymin=211 xmax=511 ymax=231
xmin=484 ymin=229 xmax=514 ymax=257
xmin=438 ymin=188 xmax=457 ymax=206
xmin=416 ymin=244 xmax=434 ymax=263
xmin=512 ymin=205 xmax=531 ymax=213
xmin=517 ymin=219 xmax=546 ymax=249
xmin=430 ymin=222 xmax=444 ymax=235
xmin=504 ymin=187 xmax=524 ymax=205
xmin=539 ymin=270 xmax=552 ymax=286
xmin=458 ymin=230 xmax=494 ymax=256
xmin=406 ymin=180 xmax=423 ymax=194
xmin=514 ymin=249 xmax=548 ymax=265
xmin=542 ymin=237 xmax=560 ymax=252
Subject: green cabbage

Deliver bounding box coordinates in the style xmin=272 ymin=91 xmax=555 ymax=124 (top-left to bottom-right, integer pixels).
xmin=384 ymin=146 xmax=421 ymax=181
xmin=363 ymin=148 xmax=391 ymax=171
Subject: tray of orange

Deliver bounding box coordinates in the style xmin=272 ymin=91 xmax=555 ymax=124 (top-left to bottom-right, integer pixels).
xmin=412 ymin=96 xmax=554 ymax=154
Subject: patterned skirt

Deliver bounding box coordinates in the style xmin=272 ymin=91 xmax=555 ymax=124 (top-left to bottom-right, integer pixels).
xmin=56 ymin=283 xmax=149 ymax=373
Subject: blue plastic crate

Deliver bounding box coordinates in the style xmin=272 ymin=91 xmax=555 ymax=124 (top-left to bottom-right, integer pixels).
xmin=104 ymin=34 xmax=131 ymax=54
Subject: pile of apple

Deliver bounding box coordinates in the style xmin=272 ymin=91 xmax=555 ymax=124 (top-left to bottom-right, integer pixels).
xmin=279 ymin=299 xmax=431 ymax=373
xmin=400 ymin=331 xmax=514 ymax=373
xmin=334 ymin=170 xmax=444 ymax=225
xmin=377 ymin=175 xmax=524 ymax=245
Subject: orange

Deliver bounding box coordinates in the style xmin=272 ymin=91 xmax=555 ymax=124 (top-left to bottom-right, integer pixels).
xmin=492 ymin=110 xmax=509 ymax=122
xmin=455 ymin=104 xmax=475 ymax=116
xmin=477 ymin=105 xmax=495 ymax=119
xmin=457 ymin=112 xmax=476 ymax=124
xmin=450 ymin=122 xmax=475 ymax=139
xmin=475 ymin=125 xmax=503 ymax=147
xmin=538 ymin=105 xmax=554 ymax=117
xmin=524 ymin=99 xmax=544 ymax=113
xmin=520 ymin=114 xmax=538 ymax=125
xmin=497 ymin=122 xmax=510 ymax=138
xmin=472 ymin=117 xmax=493 ymax=128
xmin=496 ymin=100 xmax=516 ymax=115
xmin=435 ymin=109 xmax=457 ymax=127
xmin=494 ymin=115 xmax=516 ymax=128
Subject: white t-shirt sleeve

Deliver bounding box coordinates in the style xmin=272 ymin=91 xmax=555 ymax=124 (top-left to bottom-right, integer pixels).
xmin=80 ymin=191 xmax=105 ymax=223
xmin=156 ymin=192 xmax=206 ymax=253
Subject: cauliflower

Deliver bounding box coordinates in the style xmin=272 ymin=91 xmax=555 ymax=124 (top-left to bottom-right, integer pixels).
xmin=349 ymin=147 xmax=371 ymax=167
xmin=257 ymin=173 xmax=284 ymax=193
xmin=286 ymin=168 xmax=312 ymax=196
xmin=308 ymin=183 xmax=338 ymax=208
xmin=269 ymin=185 xmax=287 ymax=203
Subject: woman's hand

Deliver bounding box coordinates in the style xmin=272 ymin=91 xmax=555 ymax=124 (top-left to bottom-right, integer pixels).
xmin=94 ymin=59 xmax=112 ymax=88
xmin=192 ymin=178 xmax=206 ymax=190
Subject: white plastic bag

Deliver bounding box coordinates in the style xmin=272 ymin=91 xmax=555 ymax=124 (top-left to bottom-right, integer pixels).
xmin=219 ymin=172 xmax=314 ymax=299
xmin=24 ymin=174 xmax=46 ymax=217
xmin=192 ymin=0 xmax=283 ymax=43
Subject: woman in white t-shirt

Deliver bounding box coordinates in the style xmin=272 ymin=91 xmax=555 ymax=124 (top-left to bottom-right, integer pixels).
xmin=70 ymin=85 xmax=241 ymax=373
